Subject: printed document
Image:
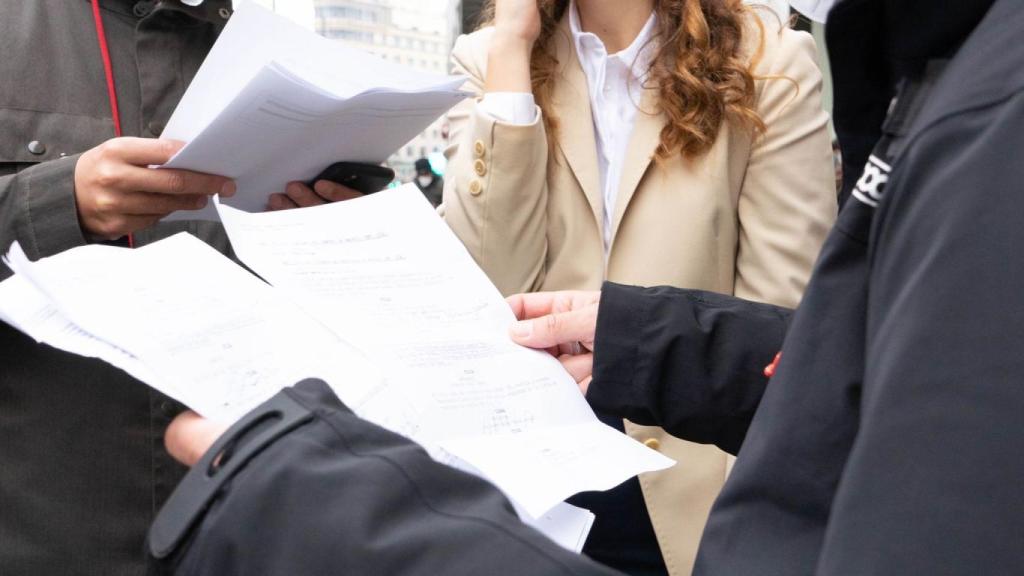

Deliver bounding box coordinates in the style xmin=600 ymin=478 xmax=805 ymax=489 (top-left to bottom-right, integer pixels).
xmin=160 ymin=2 xmax=467 ymax=220
xmin=2 ymin=236 xmax=381 ymax=422
xmin=0 ymin=186 xmax=673 ymax=544
xmin=214 ymin=187 xmax=674 ymax=517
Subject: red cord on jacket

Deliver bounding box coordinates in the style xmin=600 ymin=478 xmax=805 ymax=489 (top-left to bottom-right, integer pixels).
xmin=90 ymin=0 xmax=134 ymax=248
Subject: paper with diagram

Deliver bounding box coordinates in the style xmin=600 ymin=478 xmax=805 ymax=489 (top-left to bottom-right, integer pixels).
xmin=215 ymin=186 xmax=675 ymax=517
xmin=160 ymin=2 xmax=467 ymax=220
xmin=0 ymin=186 xmax=673 ymax=547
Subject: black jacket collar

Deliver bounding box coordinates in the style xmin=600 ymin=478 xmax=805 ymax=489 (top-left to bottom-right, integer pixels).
xmin=825 ymin=0 xmax=998 ymax=201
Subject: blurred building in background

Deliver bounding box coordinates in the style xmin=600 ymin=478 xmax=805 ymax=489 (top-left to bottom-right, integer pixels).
xmin=313 ymin=0 xmax=461 ymax=181
xmin=236 ymin=0 xmax=315 ymax=28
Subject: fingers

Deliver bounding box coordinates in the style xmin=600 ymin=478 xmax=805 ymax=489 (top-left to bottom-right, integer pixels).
xmin=506 ymin=292 xmax=550 ymax=321
xmin=118 ymin=165 xmax=235 ymax=198
xmin=75 ymin=137 xmax=236 ymax=239
xmin=267 ymin=193 xmax=299 ymax=211
xmin=101 ymin=137 xmax=185 ymax=166
xmin=313 ymin=180 xmax=364 ymax=202
xmin=266 ymin=181 xmax=365 ymax=212
xmin=111 ymin=191 xmax=209 ymax=216
xmin=558 ymin=353 xmax=593 ymax=385
xmin=284 ymin=182 xmax=327 ymax=208
xmin=578 ymin=376 xmax=593 ymax=395
xmin=509 ymin=306 xmax=596 ymax=350
xmin=557 ymin=340 xmax=589 ymax=356
xmin=165 ymin=411 xmax=228 ymax=467
xmin=506 ymin=290 xmax=600 ymax=321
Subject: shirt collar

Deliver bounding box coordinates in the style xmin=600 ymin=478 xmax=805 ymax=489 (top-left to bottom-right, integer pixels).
xmin=569 ymin=0 xmax=658 ymax=80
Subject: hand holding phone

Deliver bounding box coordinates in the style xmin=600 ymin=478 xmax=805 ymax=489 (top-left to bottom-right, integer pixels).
xmin=266 ymin=162 xmax=395 ymax=211
xmin=310 ymin=162 xmax=395 ymax=195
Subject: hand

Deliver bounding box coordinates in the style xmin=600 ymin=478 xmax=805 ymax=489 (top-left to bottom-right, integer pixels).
xmin=266 ymin=180 xmax=364 ymax=211
xmin=485 ymin=0 xmax=541 ymax=93
xmin=165 ymin=410 xmax=228 ymax=467
xmin=74 ymin=138 xmax=236 ymax=240
xmin=507 ymin=290 xmax=600 ymax=393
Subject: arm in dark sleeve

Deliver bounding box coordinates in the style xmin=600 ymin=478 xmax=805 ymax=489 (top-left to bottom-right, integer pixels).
xmin=815 ymin=93 xmax=1024 ymax=573
xmin=148 ymin=380 xmax=619 ymax=576
xmin=586 ymin=282 xmax=792 ymax=455
xmin=0 ymin=156 xmax=88 ymax=280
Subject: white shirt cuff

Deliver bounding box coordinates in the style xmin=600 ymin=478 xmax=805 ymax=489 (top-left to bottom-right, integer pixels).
xmin=478 ymin=92 xmax=538 ymax=125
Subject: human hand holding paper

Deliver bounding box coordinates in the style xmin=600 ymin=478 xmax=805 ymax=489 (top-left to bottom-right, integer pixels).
xmin=0 ymin=186 xmax=670 ymax=542
xmin=158 ymin=3 xmax=467 ymax=221
xmin=507 ymin=291 xmax=600 ymax=394
xmin=74 ymin=138 xmax=236 ymax=239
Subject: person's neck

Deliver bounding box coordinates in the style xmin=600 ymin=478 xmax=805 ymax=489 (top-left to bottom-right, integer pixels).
xmin=575 ymin=0 xmax=655 ymax=53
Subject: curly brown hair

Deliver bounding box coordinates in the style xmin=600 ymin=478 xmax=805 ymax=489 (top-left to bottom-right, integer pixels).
xmin=479 ymin=0 xmax=771 ymax=160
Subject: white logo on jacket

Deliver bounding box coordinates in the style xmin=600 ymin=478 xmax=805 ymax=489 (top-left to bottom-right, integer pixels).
xmin=852 ymin=155 xmax=891 ymax=208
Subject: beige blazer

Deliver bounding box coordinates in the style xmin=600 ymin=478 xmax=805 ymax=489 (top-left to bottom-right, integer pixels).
xmin=442 ymin=14 xmax=837 ymax=576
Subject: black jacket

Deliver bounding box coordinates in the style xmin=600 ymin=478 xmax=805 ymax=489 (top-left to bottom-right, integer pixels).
xmin=150 ymin=1 xmax=1024 ymax=574
xmin=0 ymin=1 xmax=233 ymax=574
xmin=599 ymin=1 xmax=1024 ymax=571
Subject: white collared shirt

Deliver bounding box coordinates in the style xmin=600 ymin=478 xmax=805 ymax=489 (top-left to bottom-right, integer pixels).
xmin=479 ymin=2 xmax=658 ymax=254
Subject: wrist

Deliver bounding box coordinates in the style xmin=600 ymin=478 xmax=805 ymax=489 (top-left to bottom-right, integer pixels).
xmin=490 ymin=30 xmax=535 ymax=58
xmin=485 ymin=33 xmax=534 ymax=93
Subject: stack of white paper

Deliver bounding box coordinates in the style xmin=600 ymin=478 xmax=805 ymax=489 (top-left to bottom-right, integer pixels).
xmin=161 ymin=2 xmax=468 ymax=220
xmin=0 ymin=187 xmax=674 ymax=550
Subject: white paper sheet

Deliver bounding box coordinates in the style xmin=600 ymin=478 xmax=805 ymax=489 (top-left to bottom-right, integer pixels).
xmin=521 ymin=502 xmax=595 ymax=553
xmin=2 ymin=236 xmax=382 ymax=423
xmin=441 ymin=450 xmax=595 ymax=552
xmin=160 ymin=2 xmax=467 ymax=220
xmin=0 ymin=185 xmax=674 ymax=542
xmin=0 ymin=272 xmax=160 ymax=387
xmin=215 ymin=186 xmax=675 ymax=517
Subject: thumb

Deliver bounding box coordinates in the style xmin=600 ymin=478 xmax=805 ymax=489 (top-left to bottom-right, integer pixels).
xmin=509 ymin=307 xmax=594 ymax=350
xmin=165 ymin=411 xmax=228 ymax=467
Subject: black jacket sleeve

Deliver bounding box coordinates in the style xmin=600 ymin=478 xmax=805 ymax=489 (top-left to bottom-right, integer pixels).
xmin=148 ymin=380 xmax=619 ymax=576
xmin=814 ymin=81 xmax=1024 ymax=572
xmin=586 ymin=282 xmax=792 ymax=455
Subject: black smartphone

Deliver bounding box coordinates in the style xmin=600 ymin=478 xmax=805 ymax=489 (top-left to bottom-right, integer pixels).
xmin=310 ymin=162 xmax=395 ymax=195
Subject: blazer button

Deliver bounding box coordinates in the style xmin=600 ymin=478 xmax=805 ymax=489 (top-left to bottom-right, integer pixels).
xmin=643 ymin=438 xmax=661 ymax=451
xmin=473 ymin=158 xmax=487 ymax=177
xmin=468 ymin=179 xmax=483 ymax=196
xmin=27 ymin=140 xmax=46 ymax=155
xmin=147 ymin=121 xmax=165 ymax=136
xmin=219 ymin=7 xmax=232 ymax=19
xmin=473 ymin=139 xmax=486 ymax=158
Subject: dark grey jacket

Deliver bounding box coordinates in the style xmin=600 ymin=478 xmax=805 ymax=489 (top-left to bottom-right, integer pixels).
xmin=150 ymin=1 xmax=1024 ymax=574
xmin=0 ymin=1 xmax=232 ymax=574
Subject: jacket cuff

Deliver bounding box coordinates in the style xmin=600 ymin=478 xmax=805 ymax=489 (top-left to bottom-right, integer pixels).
xmin=452 ymin=102 xmax=546 ymax=209
xmin=478 ymin=92 xmax=538 ymax=125
xmin=20 ymin=154 xmax=88 ymax=258
xmin=587 ymin=282 xmax=654 ymax=417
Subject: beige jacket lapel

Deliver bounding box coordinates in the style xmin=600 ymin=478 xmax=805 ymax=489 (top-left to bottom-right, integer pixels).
xmin=610 ymin=86 xmax=666 ymax=248
xmin=550 ymin=18 xmax=604 ymax=230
